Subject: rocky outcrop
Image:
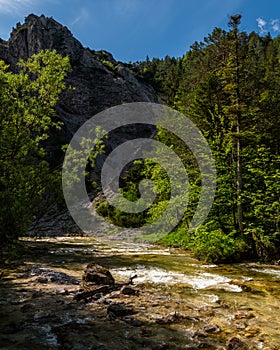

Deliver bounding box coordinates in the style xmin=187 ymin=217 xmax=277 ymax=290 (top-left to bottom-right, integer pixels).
xmin=0 ymin=14 xmax=158 ymax=137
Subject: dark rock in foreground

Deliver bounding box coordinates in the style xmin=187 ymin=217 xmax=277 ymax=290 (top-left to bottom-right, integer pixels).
xmin=74 ymin=263 xmax=138 ymax=302
xmin=82 ymin=263 xmax=115 ymax=290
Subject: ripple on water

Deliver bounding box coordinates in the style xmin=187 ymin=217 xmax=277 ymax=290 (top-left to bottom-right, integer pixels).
xmin=250 ymin=268 xmax=280 ymax=278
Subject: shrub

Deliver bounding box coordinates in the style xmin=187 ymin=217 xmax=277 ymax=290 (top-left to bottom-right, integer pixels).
xmin=189 ymin=224 xmax=248 ymax=263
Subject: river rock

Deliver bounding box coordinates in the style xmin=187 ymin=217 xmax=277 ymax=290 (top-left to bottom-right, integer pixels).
xmin=120 ymin=285 xmax=138 ymax=295
xmin=55 ymin=288 xmax=69 ymax=295
xmin=203 ymin=323 xmax=221 ymax=334
xmin=197 ymin=342 xmax=212 ymax=349
xmin=107 ymin=302 xmax=135 ymax=318
xmin=226 ymin=337 xmax=249 ymax=350
xmin=155 ymin=311 xmax=185 ymax=324
xmin=30 ymin=267 xmax=80 ymax=285
xmin=233 ymin=321 xmax=247 ymax=330
xmin=32 ymin=290 xmax=43 ymax=298
xmin=234 ymin=311 xmax=255 ymax=320
xmin=36 ymin=276 xmax=48 ymax=283
xmin=21 ymin=303 xmax=34 ymax=313
xmin=82 ymin=263 xmax=115 ymax=291
xmin=244 ymin=325 xmax=260 ymax=337
xmin=123 ymin=316 xmax=144 ymax=327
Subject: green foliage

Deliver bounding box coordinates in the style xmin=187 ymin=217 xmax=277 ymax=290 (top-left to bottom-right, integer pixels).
xmin=95 ymin=196 xmax=148 ymax=228
xmin=158 ymin=226 xmax=191 ymax=248
xmin=189 ymin=223 xmax=248 ymax=263
xmin=126 ymin=15 xmax=280 ymax=261
xmin=101 ymin=60 xmax=116 ymax=71
xmin=95 ymin=160 xmax=157 ymax=228
xmin=0 ymin=50 xmax=71 ymax=245
xmin=62 ymin=125 xmax=106 ymax=199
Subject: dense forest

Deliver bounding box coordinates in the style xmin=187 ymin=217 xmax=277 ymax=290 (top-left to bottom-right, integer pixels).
xmin=98 ymin=15 xmax=280 ymax=262
xmin=0 ymin=15 xmax=279 ymax=263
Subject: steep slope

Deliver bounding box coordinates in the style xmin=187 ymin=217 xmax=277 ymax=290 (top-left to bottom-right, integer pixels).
xmin=0 ymin=14 xmax=159 ymax=235
xmin=0 ymin=14 xmax=158 ymax=137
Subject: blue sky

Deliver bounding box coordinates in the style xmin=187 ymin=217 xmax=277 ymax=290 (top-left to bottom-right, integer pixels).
xmin=0 ymin=0 xmax=280 ymax=62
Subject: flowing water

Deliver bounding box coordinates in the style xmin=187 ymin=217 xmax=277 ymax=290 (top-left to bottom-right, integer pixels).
xmin=0 ymin=236 xmax=279 ymax=349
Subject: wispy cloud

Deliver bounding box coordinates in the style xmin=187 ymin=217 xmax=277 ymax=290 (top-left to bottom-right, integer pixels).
xmin=0 ymin=0 xmax=34 ymax=15
xmin=256 ymin=17 xmax=280 ymax=34
xmin=112 ymin=0 xmax=141 ymax=18
xmin=71 ymin=7 xmax=89 ymax=26
xmin=271 ymin=19 xmax=280 ymax=32
xmin=256 ymin=17 xmax=267 ymax=34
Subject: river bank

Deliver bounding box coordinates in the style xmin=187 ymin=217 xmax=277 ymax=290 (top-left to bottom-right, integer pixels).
xmin=0 ymin=236 xmax=280 ymax=349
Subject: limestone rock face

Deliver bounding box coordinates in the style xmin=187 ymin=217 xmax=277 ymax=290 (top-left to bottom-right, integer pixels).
xmin=0 ymin=14 xmax=158 ymax=137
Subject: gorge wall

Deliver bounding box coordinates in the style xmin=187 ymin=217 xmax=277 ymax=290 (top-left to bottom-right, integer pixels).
xmin=0 ymin=14 xmax=158 ymax=138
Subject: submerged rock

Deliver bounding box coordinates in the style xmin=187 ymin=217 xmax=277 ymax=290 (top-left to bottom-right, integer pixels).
xmin=203 ymin=323 xmax=221 ymax=334
xmin=29 ymin=267 xmax=80 ymax=285
xmin=234 ymin=311 xmax=255 ymax=320
xmin=36 ymin=276 xmax=48 ymax=283
xmin=155 ymin=311 xmax=186 ymax=324
xmin=2 ymin=238 xmax=279 ymax=350
xmin=226 ymin=337 xmax=249 ymax=350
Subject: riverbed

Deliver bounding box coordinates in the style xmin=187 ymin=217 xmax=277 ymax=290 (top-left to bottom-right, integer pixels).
xmin=0 ymin=236 xmax=279 ymax=349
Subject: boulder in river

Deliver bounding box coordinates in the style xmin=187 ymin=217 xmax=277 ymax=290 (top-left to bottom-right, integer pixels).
xmin=82 ymin=263 xmax=115 ymax=290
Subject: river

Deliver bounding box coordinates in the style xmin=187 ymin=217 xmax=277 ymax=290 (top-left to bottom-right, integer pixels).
xmin=0 ymin=236 xmax=279 ymax=349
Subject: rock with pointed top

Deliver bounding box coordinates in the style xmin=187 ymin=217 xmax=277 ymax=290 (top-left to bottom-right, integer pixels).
xmin=0 ymin=14 xmax=158 ymax=139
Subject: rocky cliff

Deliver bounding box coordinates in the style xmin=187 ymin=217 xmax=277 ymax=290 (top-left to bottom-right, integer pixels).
xmin=0 ymin=14 xmax=159 ymax=234
xmin=0 ymin=14 xmax=158 ymax=137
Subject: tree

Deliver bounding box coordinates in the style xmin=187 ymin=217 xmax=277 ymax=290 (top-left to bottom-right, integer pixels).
xmin=162 ymin=16 xmax=279 ymax=259
xmin=94 ymin=15 xmax=280 ymax=260
xmin=228 ymin=14 xmax=244 ymax=234
xmin=0 ymin=50 xmax=71 ymax=244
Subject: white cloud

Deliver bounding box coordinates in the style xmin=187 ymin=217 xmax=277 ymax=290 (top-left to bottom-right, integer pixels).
xmin=256 ymin=17 xmax=280 ymax=35
xmin=256 ymin=17 xmax=267 ymax=34
xmin=271 ymin=19 xmax=280 ymax=32
xmin=71 ymin=7 xmax=89 ymax=26
xmin=0 ymin=0 xmax=34 ymax=15
xmin=112 ymin=0 xmax=141 ymax=18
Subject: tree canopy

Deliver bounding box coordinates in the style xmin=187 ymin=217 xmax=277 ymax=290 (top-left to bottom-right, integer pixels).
xmin=0 ymin=50 xmax=71 ymax=244
xmin=116 ymin=15 xmax=280 ymax=262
